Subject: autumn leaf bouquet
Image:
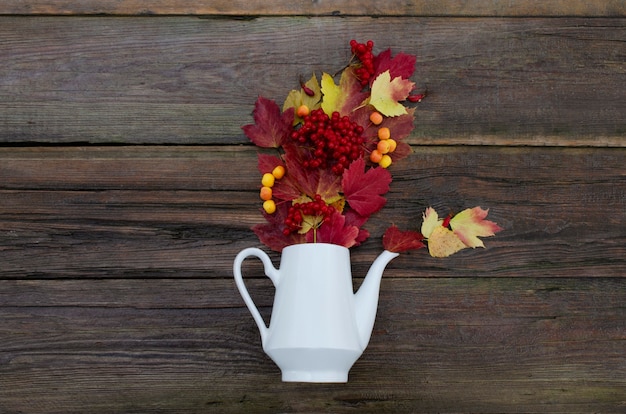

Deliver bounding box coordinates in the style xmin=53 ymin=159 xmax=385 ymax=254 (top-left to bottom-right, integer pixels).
xmin=243 ymin=40 xmax=501 ymax=257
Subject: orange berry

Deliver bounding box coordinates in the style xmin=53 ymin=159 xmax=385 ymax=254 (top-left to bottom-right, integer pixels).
xmin=263 ymin=199 xmax=276 ymax=214
xmin=379 ymin=154 xmax=392 ymax=168
xmin=272 ymin=165 xmax=285 ymax=179
xmin=387 ymin=138 xmax=397 ymax=153
xmin=370 ymin=149 xmax=383 ymax=163
xmin=377 ymin=127 xmax=391 ymax=140
xmin=296 ymin=104 xmax=310 ymax=118
xmin=260 ymin=186 xmax=273 ymax=201
xmin=369 ymin=111 xmax=383 ymax=125
xmin=261 ymin=172 xmax=275 ymax=187
xmin=377 ymin=139 xmax=391 ymax=154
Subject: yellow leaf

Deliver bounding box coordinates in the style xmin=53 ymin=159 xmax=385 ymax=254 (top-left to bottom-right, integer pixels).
xmin=450 ymin=207 xmax=503 ymax=248
xmin=421 ymin=207 xmax=442 ymax=239
xmin=369 ymin=70 xmax=414 ymax=117
xmin=299 ymin=214 xmax=323 ymax=234
xmin=283 ymin=74 xmax=321 ymax=122
xmin=320 ymin=72 xmax=341 ymax=115
xmin=292 ymin=194 xmax=312 ymax=205
xmin=427 ymin=226 xmax=468 ymax=258
xmin=330 ymin=197 xmax=345 ymax=213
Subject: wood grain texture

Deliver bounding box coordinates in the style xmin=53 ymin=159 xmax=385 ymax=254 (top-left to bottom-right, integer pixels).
xmin=1 ymin=278 xmax=624 ymax=413
xmin=0 ymin=0 xmax=625 ymax=17
xmin=1 ymin=146 xmax=625 ymax=280
xmin=1 ymin=16 xmax=625 ymax=146
xmin=2 ymin=5 xmax=625 ymax=412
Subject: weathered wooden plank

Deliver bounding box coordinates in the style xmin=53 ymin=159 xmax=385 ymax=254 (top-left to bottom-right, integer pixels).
xmin=1 ymin=278 xmax=624 ymax=413
xmin=0 ymin=0 xmax=624 ymax=17
xmin=1 ymin=146 xmax=625 ymax=279
xmin=1 ymin=17 xmax=625 ymax=146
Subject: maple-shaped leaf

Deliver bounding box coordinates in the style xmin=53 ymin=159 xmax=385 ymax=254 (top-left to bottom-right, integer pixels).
xmin=299 ymin=214 xmax=324 ymax=235
xmin=373 ymin=49 xmax=417 ymax=82
xmin=257 ymin=153 xmax=283 ymax=174
xmin=342 ymin=158 xmax=392 ymax=217
xmin=252 ymin=203 xmax=305 ymax=252
xmin=283 ymin=74 xmax=322 ymax=123
xmin=353 ymin=106 xmax=415 ymax=142
xmin=344 ymin=209 xmax=370 ymax=246
xmin=242 ymin=96 xmax=294 ymax=148
xmin=307 ymin=209 xmax=359 ymax=248
xmin=427 ymin=226 xmax=468 ymax=258
xmin=382 ymin=108 xmax=416 ymax=140
xmin=281 ymin=143 xmax=342 ymax=201
xmin=450 ymin=207 xmax=503 ymax=248
xmin=382 ymin=225 xmax=425 ymax=253
xmin=369 ymin=70 xmax=415 ymax=117
xmin=321 ymin=68 xmax=369 ymax=116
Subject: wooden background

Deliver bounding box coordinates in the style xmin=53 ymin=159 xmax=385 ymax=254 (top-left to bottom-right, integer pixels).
xmin=1 ymin=1 xmax=625 ymax=413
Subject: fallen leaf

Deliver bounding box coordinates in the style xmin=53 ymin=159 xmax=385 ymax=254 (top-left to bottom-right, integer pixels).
xmin=369 ymin=70 xmax=414 ymax=117
xmin=252 ymin=203 xmax=305 ymax=252
xmin=283 ymin=73 xmax=322 ymax=123
xmin=242 ymin=97 xmax=293 ymax=148
xmin=427 ymin=226 xmax=468 ymax=258
xmin=383 ymin=225 xmax=425 ymax=253
xmin=373 ymin=48 xmax=417 ymax=83
xmin=420 ymin=207 xmax=442 ymax=239
xmin=450 ymin=207 xmax=503 ymax=248
xmin=342 ymin=158 xmax=392 ymax=217
xmin=308 ymin=209 xmax=359 ymax=248
xmin=320 ymin=69 xmax=369 ymax=116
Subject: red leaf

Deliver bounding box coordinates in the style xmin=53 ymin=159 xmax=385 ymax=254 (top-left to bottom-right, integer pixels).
xmin=307 ymin=209 xmax=359 ymax=248
xmin=373 ymin=49 xmax=416 ymax=82
xmin=257 ymin=153 xmax=283 ymax=174
xmin=344 ymin=209 xmax=370 ymax=246
xmin=390 ymin=140 xmax=412 ymax=162
xmin=342 ymin=158 xmax=392 ymax=217
xmin=252 ymin=203 xmax=304 ymax=252
xmin=352 ymin=106 xmax=414 ymax=162
xmin=242 ymin=96 xmax=293 ymax=148
xmin=382 ymin=225 xmax=425 ymax=253
xmin=282 ymin=143 xmax=342 ymax=200
xmin=383 ymin=109 xmax=415 ymax=140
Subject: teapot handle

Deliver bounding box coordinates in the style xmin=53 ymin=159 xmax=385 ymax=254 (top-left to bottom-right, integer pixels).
xmin=233 ymin=247 xmax=280 ymax=346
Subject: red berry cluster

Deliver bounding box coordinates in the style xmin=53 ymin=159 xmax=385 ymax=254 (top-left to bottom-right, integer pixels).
xmin=291 ymin=108 xmax=365 ymax=175
xmin=283 ymin=195 xmax=334 ymax=236
xmin=350 ymin=39 xmax=375 ymax=87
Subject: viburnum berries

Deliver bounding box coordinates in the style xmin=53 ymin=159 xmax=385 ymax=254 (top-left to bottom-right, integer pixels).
xmin=283 ymin=194 xmax=333 ymax=236
xmin=350 ymin=39 xmax=375 ymax=87
xmin=291 ymin=108 xmax=365 ymax=175
xmin=242 ymin=39 xmax=448 ymax=252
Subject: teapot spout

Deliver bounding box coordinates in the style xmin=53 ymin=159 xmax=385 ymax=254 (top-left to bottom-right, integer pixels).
xmin=354 ymin=250 xmax=399 ymax=349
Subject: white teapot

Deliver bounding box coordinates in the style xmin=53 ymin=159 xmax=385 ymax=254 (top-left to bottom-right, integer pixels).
xmin=233 ymin=242 xmax=398 ymax=382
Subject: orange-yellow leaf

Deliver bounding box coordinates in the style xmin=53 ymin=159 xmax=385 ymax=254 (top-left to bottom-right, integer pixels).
xmin=427 ymin=226 xmax=468 ymax=258
xmin=449 ymin=207 xmax=503 ymax=248
xmin=369 ymin=70 xmax=414 ymax=117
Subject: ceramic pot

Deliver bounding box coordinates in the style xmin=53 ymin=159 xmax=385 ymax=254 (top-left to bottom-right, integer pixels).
xmin=233 ymin=243 xmax=398 ymax=382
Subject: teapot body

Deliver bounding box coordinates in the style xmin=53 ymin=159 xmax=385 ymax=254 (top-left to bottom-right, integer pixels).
xmin=233 ymin=243 xmax=397 ymax=382
xmin=264 ymin=243 xmax=363 ymax=382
